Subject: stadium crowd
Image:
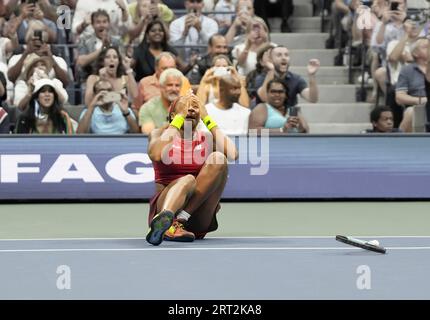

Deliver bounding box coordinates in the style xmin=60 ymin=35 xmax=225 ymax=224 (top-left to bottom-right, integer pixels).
xmin=0 ymin=0 xmax=429 ymax=135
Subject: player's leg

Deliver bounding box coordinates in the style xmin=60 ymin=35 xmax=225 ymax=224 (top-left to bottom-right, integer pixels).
xmin=146 ymin=175 xmax=196 ymax=246
xmin=183 ymin=151 xmax=228 ymax=236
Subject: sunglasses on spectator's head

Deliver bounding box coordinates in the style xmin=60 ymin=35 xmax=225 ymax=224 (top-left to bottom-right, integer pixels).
xmin=188 ymin=0 xmax=203 ymax=3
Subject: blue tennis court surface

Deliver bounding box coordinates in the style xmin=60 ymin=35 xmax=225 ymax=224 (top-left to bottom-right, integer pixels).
xmin=0 ymin=236 xmax=429 ymax=300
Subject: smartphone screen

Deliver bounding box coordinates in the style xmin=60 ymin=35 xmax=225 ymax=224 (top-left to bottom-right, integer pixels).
xmin=390 ymin=2 xmax=399 ymax=11
xmin=289 ymin=106 xmax=298 ymax=117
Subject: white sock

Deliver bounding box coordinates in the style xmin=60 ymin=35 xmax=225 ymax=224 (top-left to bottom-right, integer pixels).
xmin=176 ymin=210 xmax=191 ymax=221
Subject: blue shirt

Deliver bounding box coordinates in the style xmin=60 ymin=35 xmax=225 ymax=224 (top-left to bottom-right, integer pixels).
xmin=255 ymin=71 xmax=308 ymax=107
xmin=79 ymin=104 xmax=135 ymax=134
xmin=265 ymin=104 xmax=288 ymax=128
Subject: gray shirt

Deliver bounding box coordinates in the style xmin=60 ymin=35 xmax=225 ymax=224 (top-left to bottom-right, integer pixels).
xmin=395 ymin=63 xmax=426 ymax=98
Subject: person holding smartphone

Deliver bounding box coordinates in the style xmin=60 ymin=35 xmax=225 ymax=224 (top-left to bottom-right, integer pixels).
xmin=249 ymin=78 xmax=308 ymax=134
xmin=77 ymin=79 xmax=139 ymax=134
xmin=169 ymin=0 xmax=218 ymax=52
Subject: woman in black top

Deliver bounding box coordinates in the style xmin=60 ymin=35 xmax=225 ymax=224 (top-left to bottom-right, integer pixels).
xmin=133 ymin=19 xmax=191 ymax=81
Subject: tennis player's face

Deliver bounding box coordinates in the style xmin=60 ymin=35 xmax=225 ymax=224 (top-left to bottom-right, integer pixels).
xmin=184 ymin=97 xmax=200 ymax=129
xmin=374 ymin=111 xmax=394 ymax=132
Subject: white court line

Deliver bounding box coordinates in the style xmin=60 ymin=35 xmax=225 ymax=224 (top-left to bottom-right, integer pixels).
xmin=0 ymin=246 xmax=429 ymax=253
xmin=0 ymin=235 xmax=430 ymax=241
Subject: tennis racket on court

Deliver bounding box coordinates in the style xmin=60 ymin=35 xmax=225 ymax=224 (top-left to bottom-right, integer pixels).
xmin=336 ymin=235 xmax=386 ymax=254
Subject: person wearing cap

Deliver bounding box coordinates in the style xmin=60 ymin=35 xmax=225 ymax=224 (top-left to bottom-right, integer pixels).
xmin=145 ymin=92 xmax=238 ymax=246
xmin=15 ymin=78 xmax=73 ymax=134
xmin=76 ymin=79 xmax=139 ymax=134
xmin=14 ymin=55 xmax=52 ymax=110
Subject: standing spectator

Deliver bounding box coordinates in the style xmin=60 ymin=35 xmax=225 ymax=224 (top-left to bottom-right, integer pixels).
xmin=253 ymin=0 xmax=294 ymax=33
xmin=72 ymin=0 xmax=130 ymax=38
xmin=256 ymin=46 xmax=320 ymax=106
xmin=75 ymin=10 xmax=124 ymax=82
xmin=232 ymin=16 xmax=270 ymax=76
xmin=133 ymin=52 xmax=192 ymax=111
xmin=77 ymin=79 xmax=139 ymax=134
xmin=15 ymin=78 xmax=73 ymax=134
xmin=127 ymin=0 xmax=174 ymax=45
xmin=205 ymin=73 xmax=250 ymax=135
xmin=133 ymin=19 xmax=190 ymax=81
xmin=169 ymin=0 xmax=219 ymax=58
xmin=224 ymin=0 xmax=254 ymax=46
xmin=139 ymin=68 xmax=183 ymax=134
xmin=15 ymin=1 xmax=58 ymax=44
xmin=213 ymin=0 xmax=236 ymax=35
xmin=84 ymin=46 xmax=138 ymax=108
xmin=249 ymin=78 xmax=308 ymax=134
xmin=188 ymin=33 xmax=230 ymax=85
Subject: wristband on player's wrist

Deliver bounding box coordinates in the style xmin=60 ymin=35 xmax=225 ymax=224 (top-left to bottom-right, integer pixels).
xmin=203 ymin=115 xmax=218 ymax=130
xmin=170 ymin=114 xmax=185 ymax=130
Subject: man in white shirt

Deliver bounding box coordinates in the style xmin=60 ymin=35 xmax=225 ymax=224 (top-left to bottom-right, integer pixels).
xmin=72 ymin=0 xmax=130 ymax=38
xmin=169 ymin=0 xmax=218 ymax=52
xmin=205 ymin=73 xmax=250 ymax=135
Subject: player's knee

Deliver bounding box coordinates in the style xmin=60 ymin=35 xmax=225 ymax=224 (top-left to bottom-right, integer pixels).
xmin=181 ymin=174 xmax=197 ymax=191
xmin=206 ymin=152 xmax=228 ymax=170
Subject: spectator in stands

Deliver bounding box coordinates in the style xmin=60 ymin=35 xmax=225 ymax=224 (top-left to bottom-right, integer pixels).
xmin=0 ymin=71 xmax=10 ymax=133
xmin=385 ymin=15 xmax=422 ymax=127
xmin=127 ymin=0 xmax=174 ymax=45
xmin=327 ymin=0 xmax=359 ymax=49
xmin=75 ymin=9 xmax=124 ymax=82
xmin=15 ymin=78 xmax=74 ymax=134
xmin=169 ymin=0 xmax=219 ymax=57
xmin=246 ymin=43 xmax=276 ymax=107
xmin=163 ymin=0 xmax=185 ymax=9
xmin=256 ymin=46 xmax=320 ymax=107
xmin=139 ymin=68 xmax=183 ymax=134
xmin=0 ymin=70 xmax=10 ymax=134
xmin=133 ymin=19 xmax=191 ymax=81
xmin=396 ymin=38 xmax=428 ymax=132
xmin=0 ymin=15 xmax=19 ymax=68
xmin=363 ymin=106 xmax=401 ymax=133
xmin=205 ymin=73 xmax=250 ymax=135
xmin=197 ymin=54 xmax=249 ymax=107
xmin=188 ymin=33 xmax=230 ymax=85
xmin=15 ymin=1 xmax=58 ymax=44
xmin=133 ymin=52 xmax=192 ymax=111
xmin=249 ymin=78 xmax=308 ymax=133
xmin=396 ymin=38 xmax=429 ymax=132
xmin=232 ymin=16 xmax=270 ymax=76
xmin=8 ymin=26 xmax=69 ymax=106
xmin=77 ymin=79 xmax=139 ymax=134
xmin=15 ymin=55 xmax=52 ymax=111
xmin=225 ymin=0 xmax=254 ymax=46
xmin=72 ymin=0 xmax=130 ymax=38
xmin=213 ymin=0 xmax=236 ymax=35
xmin=371 ymin=0 xmax=407 ymax=95
xmin=0 ymin=70 xmax=7 ymax=105
xmin=84 ymin=46 xmax=138 ymax=108
xmin=253 ymin=0 xmax=294 ymax=33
